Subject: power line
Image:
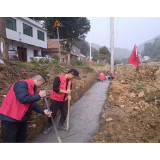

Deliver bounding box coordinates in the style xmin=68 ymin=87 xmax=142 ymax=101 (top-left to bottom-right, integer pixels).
xmin=92 ymin=17 xmax=103 ymax=29
xmin=127 ymin=17 xmax=146 ymax=40
xmin=90 ymin=17 xmax=99 ymax=25
xmin=91 ymin=17 xmax=101 ymax=27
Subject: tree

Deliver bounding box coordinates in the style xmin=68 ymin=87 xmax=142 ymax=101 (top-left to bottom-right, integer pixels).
xmin=99 ymin=46 xmax=110 ymax=63
xmin=0 ymin=17 xmax=8 ymax=59
xmin=73 ymin=39 xmax=90 ymax=56
xmin=92 ymin=50 xmax=99 ymax=62
xmin=44 ymin=17 xmax=90 ymax=63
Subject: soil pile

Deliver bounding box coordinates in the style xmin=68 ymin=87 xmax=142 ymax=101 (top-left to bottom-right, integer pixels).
xmin=91 ymin=65 xmax=160 ymax=143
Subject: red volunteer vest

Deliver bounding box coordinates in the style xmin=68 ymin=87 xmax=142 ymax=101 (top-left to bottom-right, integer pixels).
xmin=0 ymin=78 xmax=36 ymax=121
xmin=98 ymin=74 xmax=105 ymax=80
xmin=50 ymin=75 xmax=72 ymax=102
xmin=108 ymin=72 xmax=115 ymax=78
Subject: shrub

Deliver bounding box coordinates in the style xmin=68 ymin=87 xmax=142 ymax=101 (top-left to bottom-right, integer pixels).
xmin=38 ymin=58 xmax=44 ymax=64
xmin=75 ymin=60 xmax=83 ymax=66
xmin=84 ymin=66 xmax=93 ymax=73
xmin=44 ymin=58 xmax=50 ymax=64
xmin=97 ymin=63 xmax=105 ymax=67
xmin=52 ymin=59 xmax=59 ymax=64
xmin=52 ymin=55 xmax=60 ymax=61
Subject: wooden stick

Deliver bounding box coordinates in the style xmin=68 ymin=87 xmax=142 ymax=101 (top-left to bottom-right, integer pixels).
xmin=44 ymin=97 xmax=62 ymax=143
xmin=66 ymin=81 xmax=71 ymax=132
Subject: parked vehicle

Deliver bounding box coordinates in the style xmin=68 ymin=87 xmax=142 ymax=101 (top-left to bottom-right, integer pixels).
xmin=30 ymin=55 xmax=43 ymax=61
xmin=8 ymin=50 xmax=19 ymax=61
xmin=30 ymin=55 xmax=54 ymax=62
xmin=42 ymin=55 xmax=54 ymax=61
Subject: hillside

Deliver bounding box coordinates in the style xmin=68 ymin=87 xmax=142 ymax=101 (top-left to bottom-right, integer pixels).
xmin=137 ymin=34 xmax=160 ymax=53
xmin=89 ymin=42 xmax=132 ymax=60
xmin=111 ymin=47 xmax=132 ymax=60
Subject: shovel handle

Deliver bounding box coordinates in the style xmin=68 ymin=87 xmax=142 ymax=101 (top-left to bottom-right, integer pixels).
xmin=66 ymin=81 xmax=71 ymax=132
xmin=44 ymin=97 xmax=50 ymax=111
xmin=44 ymin=97 xmax=62 ymax=143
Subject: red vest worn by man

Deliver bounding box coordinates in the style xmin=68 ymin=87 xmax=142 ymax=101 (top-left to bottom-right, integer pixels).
xmin=0 ymin=78 xmax=36 ymax=121
xmin=50 ymin=75 xmax=72 ymax=102
xmin=108 ymin=72 xmax=115 ymax=78
xmin=98 ymin=73 xmax=105 ymax=80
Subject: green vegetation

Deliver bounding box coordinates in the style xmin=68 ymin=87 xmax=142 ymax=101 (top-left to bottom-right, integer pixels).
xmin=131 ymin=83 xmax=146 ymax=89
xmin=52 ymin=55 xmax=60 ymax=61
xmin=92 ymin=46 xmax=110 ymax=63
xmin=75 ymin=60 xmax=83 ymax=66
xmin=97 ymin=63 xmax=105 ymax=67
xmin=142 ymin=38 xmax=160 ymax=60
xmin=13 ymin=61 xmax=49 ymax=76
xmin=145 ymin=94 xmax=160 ymax=103
xmin=84 ymin=66 xmax=93 ymax=73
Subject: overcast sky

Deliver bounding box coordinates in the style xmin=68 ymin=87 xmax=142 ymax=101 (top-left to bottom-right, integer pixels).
xmin=85 ymin=17 xmax=160 ymax=50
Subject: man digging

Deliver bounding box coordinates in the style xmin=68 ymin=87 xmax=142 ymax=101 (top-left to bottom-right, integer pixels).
xmin=0 ymin=74 xmax=52 ymax=143
xmin=43 ymin=69 xmax=79 ymax=135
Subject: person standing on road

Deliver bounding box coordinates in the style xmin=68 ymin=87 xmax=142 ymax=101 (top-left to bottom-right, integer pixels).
xmin=43 ymin=69 xmax=79 ymax=135
xmin=0 ymin=74 xmax=52 ymax=143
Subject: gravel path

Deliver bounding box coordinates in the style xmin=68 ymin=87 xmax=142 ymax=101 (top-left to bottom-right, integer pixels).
xmin=32 ymin=80 xmax=110 ymax=143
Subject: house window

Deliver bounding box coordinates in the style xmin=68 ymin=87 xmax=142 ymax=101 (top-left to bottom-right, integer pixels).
xmin=37 ymin=30 xmax=44 ymax=41
xmin=6 ymin=17 xmax=16 ymax=31
xmin=23 ymin=23 xmax=33 ymax=37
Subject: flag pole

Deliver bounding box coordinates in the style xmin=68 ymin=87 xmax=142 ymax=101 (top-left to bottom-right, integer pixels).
xmin=136 ymin=46 xmax=139 ymax=72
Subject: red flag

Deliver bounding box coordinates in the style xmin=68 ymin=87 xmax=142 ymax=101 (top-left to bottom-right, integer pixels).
xmin=128 ymin=44 xmax=139 ymax=67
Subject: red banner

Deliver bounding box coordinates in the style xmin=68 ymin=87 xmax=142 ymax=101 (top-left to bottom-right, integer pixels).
xmin=128 ymin=44 xmax=139 ymax=67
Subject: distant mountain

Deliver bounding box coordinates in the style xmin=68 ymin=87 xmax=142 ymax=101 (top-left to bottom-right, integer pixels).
xmin=90 ymin=43 xmax=101 ymax=50
xmin=137 ymin=34 xmax=160 ymax=53
xmin=112 ymin=47 xmax=132 ymax=60
xmin=89 ymin=42 xmax=132 ymax=60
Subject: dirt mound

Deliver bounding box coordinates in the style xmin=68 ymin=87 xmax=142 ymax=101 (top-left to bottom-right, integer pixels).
xmin=91 ymin=65 xmax=160 ymax=143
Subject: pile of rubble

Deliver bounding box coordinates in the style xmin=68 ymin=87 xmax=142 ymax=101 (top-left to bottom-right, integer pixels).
xmin=91 ymin=65 xmax=160 ymax=143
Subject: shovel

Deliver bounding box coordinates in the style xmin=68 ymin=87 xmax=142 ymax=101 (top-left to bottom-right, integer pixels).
xmin=66 ymin=81 xmax=71 ymax=131
xmin=44 ymin=97 xmax=62 ymax=143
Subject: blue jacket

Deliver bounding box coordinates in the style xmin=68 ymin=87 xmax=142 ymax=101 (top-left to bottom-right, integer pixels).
xmin=0 ymin=81 xmax=45 ymax=122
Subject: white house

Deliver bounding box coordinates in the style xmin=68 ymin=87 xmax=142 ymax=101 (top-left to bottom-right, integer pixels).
xmin=143 ymin=56 xmax=150 ymax=62
xmin=6 ymin=17 xmax=47 ymax=62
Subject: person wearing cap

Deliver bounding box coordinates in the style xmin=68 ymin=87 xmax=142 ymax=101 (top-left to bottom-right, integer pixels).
xmin=43 ymin=69 xmax=79 ymax=134
xmin=0 ymin=74 xmax=52 ymax=143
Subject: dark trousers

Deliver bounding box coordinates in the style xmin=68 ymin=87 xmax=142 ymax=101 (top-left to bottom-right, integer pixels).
xmin=1 ymin=120 xmax=27 ymax=143
xmin=47 ymin=99 xmax=68 ymax=128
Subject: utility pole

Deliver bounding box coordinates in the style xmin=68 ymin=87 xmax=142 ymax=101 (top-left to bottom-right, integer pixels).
xmin=110 ymin=17 xmax=114 ymax=73
xmin=57 ymin=27 xmax=61 ymax=62
xmin=90 ymin=28 xmax=91 ymax=61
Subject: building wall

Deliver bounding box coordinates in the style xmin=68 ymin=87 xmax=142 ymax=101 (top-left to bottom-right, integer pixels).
xmin=6 ymin=17 xmax=47 ymax=48
xmin=7 ymin=39 xmax=41 ymax=62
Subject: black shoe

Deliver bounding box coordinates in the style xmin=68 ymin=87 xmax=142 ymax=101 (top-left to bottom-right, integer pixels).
xmin=43 ymin=126 xmax=52 ymax=135
xmin=57 ymin=124 xmax=66 ymax=131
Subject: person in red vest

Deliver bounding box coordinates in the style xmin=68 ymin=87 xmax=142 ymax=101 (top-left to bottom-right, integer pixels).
xmin=107 ymin=71 xmax=115 ymax=79
xmin=43 ymin=69 xmax=79 ymax=135
xmin=97 ymin=73 xmax=105 ymax=81
xmin=0 ymin=74 xmax=52 ymax=143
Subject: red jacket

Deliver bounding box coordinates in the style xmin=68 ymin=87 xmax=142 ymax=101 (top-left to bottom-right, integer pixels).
xmin=98 ymin=73 xmax=105 ymax=80
xmin=0 ymin=78 xmax=36 ymax=121
xmin=50 ymin=75 xmax=72 ymax=101
xmin=108 ymin=72 xmax=115 ymax=78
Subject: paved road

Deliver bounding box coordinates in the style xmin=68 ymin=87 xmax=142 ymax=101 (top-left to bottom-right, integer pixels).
xmin=32 ymin=80 xmax=110 ymax=143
